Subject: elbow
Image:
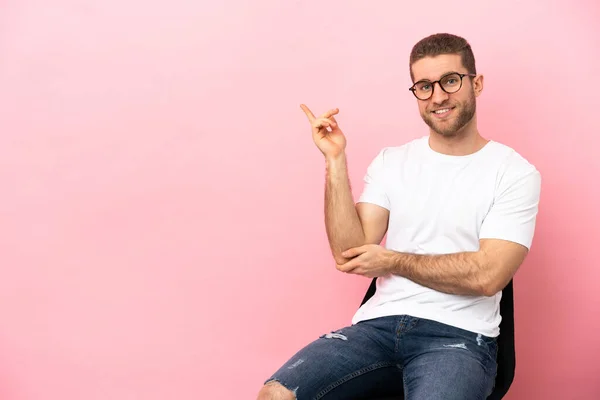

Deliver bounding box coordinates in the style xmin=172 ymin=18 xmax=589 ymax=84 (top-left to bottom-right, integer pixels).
xmin=474 ymin=254 xmax=502 ymax=297
xmin=478 ymin=277 xmax=503 ymax=297
xmin=333 ymin=253 xmax=350 ymax=267
xmin=333 ymin=241 xmax=366 ymax=266
xmin=479 ymin=284 xmax=499 ymax=297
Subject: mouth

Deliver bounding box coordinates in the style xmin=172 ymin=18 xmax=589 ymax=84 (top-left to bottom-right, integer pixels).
xmin=430 ymin=107 xmax=455 ymax=118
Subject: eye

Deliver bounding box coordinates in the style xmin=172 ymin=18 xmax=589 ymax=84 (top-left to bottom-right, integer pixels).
xmin=417 ymin=82 xmax=432 ymax=91
xmin=442 ymin=74 xmax=461 ymax=86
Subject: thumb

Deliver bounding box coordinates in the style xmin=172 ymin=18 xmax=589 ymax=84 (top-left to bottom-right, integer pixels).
xmin=329 ymin=115 xmax=341 ymax=129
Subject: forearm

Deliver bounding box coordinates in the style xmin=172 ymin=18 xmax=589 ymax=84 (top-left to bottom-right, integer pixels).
xmin=325 ymin=154 xmax=365 ymax=264
xmin=389 ymin=250 xmax=494 ymax=296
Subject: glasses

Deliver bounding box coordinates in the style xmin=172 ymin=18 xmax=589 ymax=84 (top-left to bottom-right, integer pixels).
xmin=409 ymin=72 xmax=476 ymax=100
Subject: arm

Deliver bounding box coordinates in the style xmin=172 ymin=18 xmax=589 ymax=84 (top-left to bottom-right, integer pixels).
xmin=299 ymin=105 xmax=390 ymax=266
xmin=325 ymin=154 xmax=389 ymax=265
xmin=388 ymin=239 xmax=528 ymax=296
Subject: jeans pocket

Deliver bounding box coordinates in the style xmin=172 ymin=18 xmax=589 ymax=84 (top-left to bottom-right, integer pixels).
xmin=479 ymin=336 xmax=498 ymax=375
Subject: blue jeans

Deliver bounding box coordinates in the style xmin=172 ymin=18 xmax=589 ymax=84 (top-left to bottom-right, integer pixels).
xmin=264 ymin=315 xmax=498 ymax=399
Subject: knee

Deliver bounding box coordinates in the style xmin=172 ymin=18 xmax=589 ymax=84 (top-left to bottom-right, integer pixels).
xmin=256 ymin=381 xmax=296 ymax=400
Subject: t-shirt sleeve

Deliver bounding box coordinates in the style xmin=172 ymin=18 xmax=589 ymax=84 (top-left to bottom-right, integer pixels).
xmin=479 ymin=156 xmax=542 ymax=249
xmin=357 ymin=148 xmax=390 ymax=210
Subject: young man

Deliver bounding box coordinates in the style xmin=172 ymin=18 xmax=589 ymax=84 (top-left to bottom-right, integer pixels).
xmin=257 ymin=33 xmax=541 ymax=400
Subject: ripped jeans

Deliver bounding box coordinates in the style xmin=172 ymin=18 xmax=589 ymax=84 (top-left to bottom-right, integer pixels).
xmin=264 ymin=315 xmax=497 ymax=400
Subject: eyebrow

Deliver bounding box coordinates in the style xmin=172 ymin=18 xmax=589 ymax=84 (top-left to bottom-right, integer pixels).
xmin=414 ymin=71 xmax=459 ymax=83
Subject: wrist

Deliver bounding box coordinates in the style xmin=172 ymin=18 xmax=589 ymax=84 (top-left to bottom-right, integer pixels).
xmin=325 ymin=153 xmax=347 ymax=169
xmin=386 ymin=250 xmax=404 ymax=275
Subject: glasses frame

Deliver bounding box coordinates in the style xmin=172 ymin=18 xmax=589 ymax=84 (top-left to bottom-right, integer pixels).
xmin=409 ymin=72 xmax=477 ymax=100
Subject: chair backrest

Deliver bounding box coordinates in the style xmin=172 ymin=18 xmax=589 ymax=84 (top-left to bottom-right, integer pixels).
xmin=359 ymin=278 xmax=516 ymax=399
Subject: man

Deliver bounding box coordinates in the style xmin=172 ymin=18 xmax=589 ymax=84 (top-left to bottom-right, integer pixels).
xmin=257 ymin=33 xmax=541 ymax=400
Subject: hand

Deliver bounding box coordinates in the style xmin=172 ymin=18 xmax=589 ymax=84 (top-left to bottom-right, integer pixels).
xmin=300 ymin=104 xmax=347 ymax=159
xmin=336 ymin=244 xmax=394 ymax=278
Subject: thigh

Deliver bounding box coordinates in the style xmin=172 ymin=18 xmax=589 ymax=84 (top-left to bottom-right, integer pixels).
xmin=401 ymin=319 xmax=498 ymax=400
xmin=264 ymin=317 xmax=402 ymax=400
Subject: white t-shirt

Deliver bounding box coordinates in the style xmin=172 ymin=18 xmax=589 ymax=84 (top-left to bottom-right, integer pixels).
xmin=351 ymin=135 xmax=541 ymax=337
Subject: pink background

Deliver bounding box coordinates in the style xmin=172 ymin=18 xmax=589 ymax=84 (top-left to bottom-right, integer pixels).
xmin=0 ymin=0 xmax=599 ymax=399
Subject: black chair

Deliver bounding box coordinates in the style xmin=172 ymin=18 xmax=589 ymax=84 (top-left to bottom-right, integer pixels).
xmin=359 ymin=278 xmax=516 ymax=400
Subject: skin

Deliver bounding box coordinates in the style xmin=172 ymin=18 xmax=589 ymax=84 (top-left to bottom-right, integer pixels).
xmin=413 ymin=54 xmax=488 ymax=155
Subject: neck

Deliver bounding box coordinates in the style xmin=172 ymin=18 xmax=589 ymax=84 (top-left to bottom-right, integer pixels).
xmin=428 ymin=116 xmax=488 ymax=156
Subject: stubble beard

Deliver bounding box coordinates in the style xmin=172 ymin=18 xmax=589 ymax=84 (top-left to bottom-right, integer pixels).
xmin=422 ymin=91 xmax=476 ymax=138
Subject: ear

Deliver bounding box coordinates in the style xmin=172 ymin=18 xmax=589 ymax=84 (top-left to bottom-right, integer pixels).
xmin=473 ymin=74 xmax=484 ymax=97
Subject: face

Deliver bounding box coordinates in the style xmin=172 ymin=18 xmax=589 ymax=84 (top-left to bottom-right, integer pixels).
xmin=410 ymin=54 xmax=483 ymax=137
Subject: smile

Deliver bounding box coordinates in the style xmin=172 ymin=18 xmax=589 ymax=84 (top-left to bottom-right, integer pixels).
xmin=431 ymin=107 xmax=455 ymax=117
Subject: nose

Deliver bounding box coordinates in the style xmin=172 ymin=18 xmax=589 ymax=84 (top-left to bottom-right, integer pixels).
xmin=430 ymin=81 xmax=449 ymax=104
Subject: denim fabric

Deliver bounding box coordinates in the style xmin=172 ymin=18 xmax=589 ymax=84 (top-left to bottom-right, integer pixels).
xmin=264 ymin=315 xmax=497 ymax=400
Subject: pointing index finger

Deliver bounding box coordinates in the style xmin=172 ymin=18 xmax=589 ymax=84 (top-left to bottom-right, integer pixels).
xmin=300 ymin=104 xmax=316 ymax=122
